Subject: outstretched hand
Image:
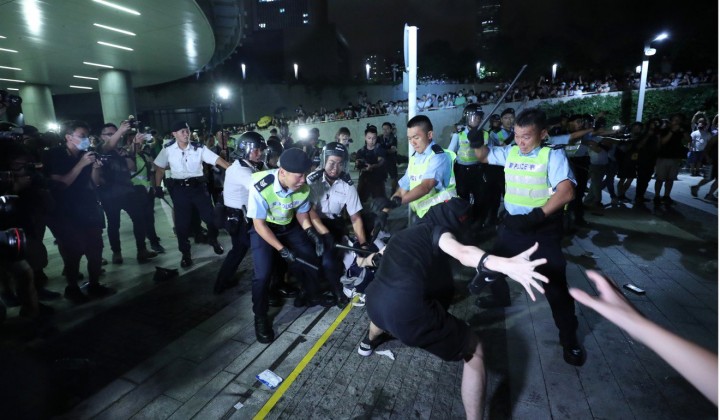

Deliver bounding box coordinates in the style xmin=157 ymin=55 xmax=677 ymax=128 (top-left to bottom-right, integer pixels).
xmin=504 ymin=242 xmax=548 ymax=301
xmin=569 ymin=270 xmax=643 ymax=327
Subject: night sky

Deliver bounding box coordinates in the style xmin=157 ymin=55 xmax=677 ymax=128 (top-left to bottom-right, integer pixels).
xmin=328 ymin=0 xmax=718 ymax=76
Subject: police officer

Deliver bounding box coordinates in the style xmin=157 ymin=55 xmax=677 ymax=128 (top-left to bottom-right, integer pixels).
xmin=491 ymin=108 xmax=515 ymax=145
xmin=380 ymin=115 xmax=456 ymax=223
xmin=153 ymin=121 xmax=228 ymax=268
xmin=247 ymin=148 xmax=335 ymax=343
xmin=307 ymin=142 xmax=369 ymax=305
xmin=448 ymin=103 xmax=488 ymax=223
xmin=265 ymin=137 xmax=284 ymax=169
xmin=213 ymin=132 xmax=267 ymax=294
xmin=473 ymin=108 xmax=585 ymax=366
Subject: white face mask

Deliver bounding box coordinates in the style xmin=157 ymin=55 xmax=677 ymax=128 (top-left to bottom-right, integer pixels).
xmin=76 ymin=137 xmax=91 ymax=151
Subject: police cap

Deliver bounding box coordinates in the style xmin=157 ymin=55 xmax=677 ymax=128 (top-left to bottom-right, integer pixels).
xmin=170 ymin=121 xmax=190 ymax=133
xmin=279 ymin=148 xmax=312 ymax=173
xmin=500 ymin=108 xmax=515 ymax=117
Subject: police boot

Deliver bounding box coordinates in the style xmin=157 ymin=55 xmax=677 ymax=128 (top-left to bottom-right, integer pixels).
xmin=254 ymin=315 xmax=274 ymax=344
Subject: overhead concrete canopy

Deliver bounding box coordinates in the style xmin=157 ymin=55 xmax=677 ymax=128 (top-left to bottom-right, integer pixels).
xmin=0 ymin=0 xmax=215 ymax=95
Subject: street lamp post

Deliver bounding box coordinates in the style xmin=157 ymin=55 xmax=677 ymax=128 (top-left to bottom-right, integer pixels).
xmin=636 ymin=32 xmax=668 ymax=122
xmin=552 ymin=63 xmax=557 ymax=83
xmin=365 ymin=63 xmax=371 ymax=80
xmin=293 ymin=63 xmax=299 ymax=80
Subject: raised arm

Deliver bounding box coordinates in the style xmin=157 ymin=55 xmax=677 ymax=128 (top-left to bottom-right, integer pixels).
xmin=570 ymin=271 xmax=718 ymax=405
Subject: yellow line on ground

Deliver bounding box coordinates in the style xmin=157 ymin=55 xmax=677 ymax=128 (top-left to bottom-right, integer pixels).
xmin=253 ymin=297 xmax=358 ymax=419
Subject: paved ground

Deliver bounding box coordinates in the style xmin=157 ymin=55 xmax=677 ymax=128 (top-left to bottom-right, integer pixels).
xmin=0 ymin=171 xmax=717 ymax=419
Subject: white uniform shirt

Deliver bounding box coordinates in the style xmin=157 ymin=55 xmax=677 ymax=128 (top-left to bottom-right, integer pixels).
xmin=154 ymin=141 xmax=219 ymax=179
xmin=307 ymin=170 xmax=362 ymax=219
xmin=223 ymin=159 xmax=262 ymax=210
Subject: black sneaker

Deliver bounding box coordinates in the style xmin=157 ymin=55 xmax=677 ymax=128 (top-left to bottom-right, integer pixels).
xmin=690 ymin=185 xmax=699 ymax=197
xmin=136 ymin=248 xmax=158 ymax=263
xmin=64 ymin=285 xmax=89 ymax=304
xmin=209 ymin=241 xmax=224 ymax=255
xmin=358 ymin=337 xmax=375 ymax=356
xmin=150 ymin=241 xmax=166 ymax=253
xmin=87 ymin=283 xmax=117 ymax=298
xmin=662 ymin=196 xmax=675 ymax=206
xmin=181 ymin=253 xmax=193 ymax=268
xmin=562 ymin=343 xmax=586 ymax=366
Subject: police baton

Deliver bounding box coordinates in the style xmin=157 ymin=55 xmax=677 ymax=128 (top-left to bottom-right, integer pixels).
xmin=334 ymin=243 xmax=375 ymax=255
xmin=294 ymin=257 xmax=319 ymax=271
xmin=477 ymin=64 xmax=528 ymax=130
xmin=160 ymin=196 xmax=174 ymax=211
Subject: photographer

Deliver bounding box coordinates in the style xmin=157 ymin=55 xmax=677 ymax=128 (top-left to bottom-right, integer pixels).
xmin=98 ymin=122 xmax=159 ymax=264
xmin=44 ymin=120 xmax=115 ymax=304
xmin=127 ymin=125 xmax=164 ymax=253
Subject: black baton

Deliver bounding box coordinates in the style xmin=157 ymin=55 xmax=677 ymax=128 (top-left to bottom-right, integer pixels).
xmin=334 ymin=243 xmax=375 ymax=255
xmin=294 ymin=257 xmax=319 ymax=271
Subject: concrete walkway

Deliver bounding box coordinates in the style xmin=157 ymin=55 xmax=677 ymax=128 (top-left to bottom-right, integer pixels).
xmin=0 ymin=172 xmax=716 ymax=419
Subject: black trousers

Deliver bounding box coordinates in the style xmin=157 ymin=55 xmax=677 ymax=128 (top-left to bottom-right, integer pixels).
xmin=454 ymin=163 xmax=486 ymax=220
xmin=488 ymin=219 xmax=578 ymax=345
xmin=169 ymin=183 xmax=219 ymax=254
xmin=483 ymin=164 xmax=505 ymax=224
xmin=215 ymin=212 xmax=250 ymax=287
xmin=134 ymin=186 xmax=160 ymax=244
xmin=98 ymin=187 xmax=147 ymax=253
xmin=47 ymin=219 xmax=104 ymax=286
xmin=249 ymin=222 xmax=320 ymax=316
xmin=569 ymin=156 xmax=590 ymax=221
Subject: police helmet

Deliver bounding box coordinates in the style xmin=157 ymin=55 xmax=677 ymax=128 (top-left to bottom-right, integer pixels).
xmin=463 ymin=103 xmax=484 ymax=127
xmin=321 ymin=142 xmax=349 ymax=171
xmin=232 ymin=131 xmax=266 ymax=160
xmin=265 ymin=137 xmax=284 ymax=166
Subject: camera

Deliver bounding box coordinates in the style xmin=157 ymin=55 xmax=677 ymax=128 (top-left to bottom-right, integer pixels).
xmin=94 ymin=153 xmax=113 ymax=163
xmin=355 ymin=159 xmax=368 ymax=171
xmin=127 ymin=115 xmax=141 ymax=133
xmin=0 ymin=195 xmax=26 ymax=261
xmin=0 ymin=89 xmax=23 ymax=121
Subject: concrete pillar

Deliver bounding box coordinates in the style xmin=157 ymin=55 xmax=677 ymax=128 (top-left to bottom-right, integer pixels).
xmin=18 ymin=84 xmax=56 ymax=127
xmin=98 ymin=69 xmax=136 ymax=125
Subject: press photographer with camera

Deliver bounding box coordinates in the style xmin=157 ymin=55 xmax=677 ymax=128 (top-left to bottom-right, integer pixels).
xmin=44 ymin=120 xmax=115 ymax=304
xmin=97 ymin=121 xmax=159 ymax=263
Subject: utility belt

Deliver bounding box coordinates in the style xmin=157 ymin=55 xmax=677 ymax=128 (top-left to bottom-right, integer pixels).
xmin=166 ymin=176 xmax=207 ymax=188
xmin=267 ymin=218 xmax=299 ymax=234
xmin=224 ymin=205 xmax=247 ymax=236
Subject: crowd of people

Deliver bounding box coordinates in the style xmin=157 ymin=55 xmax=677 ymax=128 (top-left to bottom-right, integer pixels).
xmin=1 ymin=85 xmax=717 ymax=417
xmin=225 ymin=68 xmax=717 ymax=129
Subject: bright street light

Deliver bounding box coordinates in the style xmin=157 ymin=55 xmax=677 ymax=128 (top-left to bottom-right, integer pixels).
xmin=217 ymin=86 xmax=230 ymax=100
xmin=552 ymin=63 xmax=558 ymax=83
xmin=636 ymin=31 xmax=669 ymax=122
xmin=241 ymin=63 xmax=246 ymax=80
xmin=365 ymin=63 xmax=371 ymax=80
xmin=293 ymin=63 xmax=299 ymax=80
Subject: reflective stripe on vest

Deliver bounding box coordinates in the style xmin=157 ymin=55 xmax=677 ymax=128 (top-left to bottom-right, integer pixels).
xmin=131 ymin=153 xmax=152 ymax=187
xmin=456 ymin=131 xmax=488 ymax=164
xmin=408 ymin=148 xmax=458 ymax=218
xmin=251 ymin=170 xmax=309 ymax=225
xmin=504 ymin=146 xmax=552 ymax=208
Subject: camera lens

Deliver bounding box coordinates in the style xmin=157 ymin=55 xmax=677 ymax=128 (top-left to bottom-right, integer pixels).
xmin=0 ymin=228 xmax=26 ymax=261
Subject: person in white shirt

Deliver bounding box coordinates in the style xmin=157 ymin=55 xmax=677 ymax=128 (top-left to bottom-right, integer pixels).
xmin=153 ymin=121 xmax=229 ymax=268
xmin=213 ymin=132 xmax=267 ymax=294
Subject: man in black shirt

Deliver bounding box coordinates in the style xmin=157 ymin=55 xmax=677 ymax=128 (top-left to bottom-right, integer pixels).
xmin=356 ymin=198 xmax=548 ymax=419
xmin=378 ymin=122 xmax=398 ymax=192
xmin=355 ymin=125 xmax=387 ymax=203
xmin=44 ymin=120 xmax=116 ymax=304
xmin=654 ymin=114 xmax=690 ymax=207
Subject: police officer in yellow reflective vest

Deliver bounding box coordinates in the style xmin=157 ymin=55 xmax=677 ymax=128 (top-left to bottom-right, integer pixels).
xmin=379 ymin=115 xmax=456 ymax=222
xmin=448 ymin=103 xmax=489 ymax=223
xmin=247 ymin=148 xmax=335 ymax=344
xmin=473 ymin=108 xmax=586 ymax=367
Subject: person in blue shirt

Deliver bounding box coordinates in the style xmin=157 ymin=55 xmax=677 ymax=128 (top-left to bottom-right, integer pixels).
xmin=472 ymin=107 xmax=585 ymax=367
xmin=378 ymin=115 xmax=455 ymax=223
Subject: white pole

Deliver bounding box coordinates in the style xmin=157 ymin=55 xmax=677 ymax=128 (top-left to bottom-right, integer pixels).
xmin=636 ymin=59 xmax=649 ymax=122
xmin=406 ymin=25 xmax=418 ymax=120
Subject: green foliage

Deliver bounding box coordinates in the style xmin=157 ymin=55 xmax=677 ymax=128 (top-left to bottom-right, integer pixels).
xmin=537 ymin=86 xmax=718 ymax=124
